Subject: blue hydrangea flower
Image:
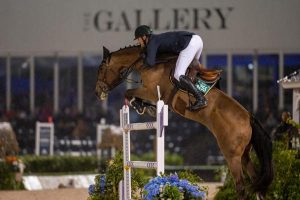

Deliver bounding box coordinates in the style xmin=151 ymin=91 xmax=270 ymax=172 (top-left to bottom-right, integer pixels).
xmin=88 ymin=175 xmax=106 ymax=196
xmin=143 ymin=174 xmax=206 ymax=200
xmin=88 ymin=184 xmax=95 ymax=195
xmin=169 ymin=174 xmax=179 ymax=182
xmin=99 ymin=175 xmax=106 ymax=193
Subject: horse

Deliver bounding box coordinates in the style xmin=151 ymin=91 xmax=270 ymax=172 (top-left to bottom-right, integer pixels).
xmin=95 ymin=45 xmax=273 ymax=199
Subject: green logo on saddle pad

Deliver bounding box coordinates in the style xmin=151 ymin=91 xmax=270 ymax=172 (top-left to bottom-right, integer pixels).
xmin=195 ymin=79 xmax=210 ymax=94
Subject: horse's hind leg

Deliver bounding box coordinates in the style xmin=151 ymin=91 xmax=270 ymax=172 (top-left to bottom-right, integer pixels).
xmin=242 ymin=144 xmax=257 ymax=182
xmin=242 ymin=144 xmax=265 ymax=200
xmin=227 ymin=156 xmax=247 ymax=200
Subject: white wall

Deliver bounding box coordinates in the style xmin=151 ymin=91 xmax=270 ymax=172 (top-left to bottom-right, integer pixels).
xmin=1 ymin=0 xmax=300 ymax=53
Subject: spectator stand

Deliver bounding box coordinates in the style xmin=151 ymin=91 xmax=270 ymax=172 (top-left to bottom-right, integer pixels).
xmin=278 ymin=69 xmax=300 ymax=123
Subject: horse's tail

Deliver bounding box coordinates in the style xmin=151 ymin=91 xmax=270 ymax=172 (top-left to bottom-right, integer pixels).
xmin=250 ymin=115 xmax=274 ymax=195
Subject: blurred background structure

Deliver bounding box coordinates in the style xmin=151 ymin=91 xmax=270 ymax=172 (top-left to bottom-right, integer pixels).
xmin=0 ymin=0 xmax=300 ymax=166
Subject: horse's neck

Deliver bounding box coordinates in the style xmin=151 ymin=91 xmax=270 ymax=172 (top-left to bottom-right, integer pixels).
xmin=139 ymin=61 xmax=175 ymax=102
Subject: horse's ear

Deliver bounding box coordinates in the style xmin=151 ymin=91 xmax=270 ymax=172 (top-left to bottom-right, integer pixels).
xmin=103 ymin=46 xmax=110 ymax=59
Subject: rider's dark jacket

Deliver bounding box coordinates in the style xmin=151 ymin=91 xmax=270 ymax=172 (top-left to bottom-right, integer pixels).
xmin=144 ymin=31 xmax=195 ymax=67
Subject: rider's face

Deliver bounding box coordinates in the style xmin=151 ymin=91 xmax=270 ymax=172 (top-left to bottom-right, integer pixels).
xmin=136 ymin=36 xmax=147 ymax=48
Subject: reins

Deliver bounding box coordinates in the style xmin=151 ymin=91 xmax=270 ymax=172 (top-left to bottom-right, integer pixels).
xmin=106 ymin=55 xmax=143 ymax=90
xmin=120 ymin=56 xmax=143 ymax=84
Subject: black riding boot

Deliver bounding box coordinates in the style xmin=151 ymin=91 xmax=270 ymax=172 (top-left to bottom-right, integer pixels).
xmin=179 ymin=75 xmax=208 ymax=110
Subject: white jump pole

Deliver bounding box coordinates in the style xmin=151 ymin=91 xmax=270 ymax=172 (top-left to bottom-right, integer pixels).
xmin=119 ymin=86 xmax=168 ymax=200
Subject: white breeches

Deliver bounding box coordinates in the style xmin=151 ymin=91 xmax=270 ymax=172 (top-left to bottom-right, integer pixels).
xmin=174 ymin=35 xmax=203 ymax=81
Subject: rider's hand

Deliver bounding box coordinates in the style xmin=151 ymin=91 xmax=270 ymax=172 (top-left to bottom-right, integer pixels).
xmin=141 ymin=54 xmax=151 ymax=68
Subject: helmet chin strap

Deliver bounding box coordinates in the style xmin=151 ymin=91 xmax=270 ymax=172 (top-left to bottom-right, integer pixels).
xmin=142 ymin=36 xmax=148 ymax=47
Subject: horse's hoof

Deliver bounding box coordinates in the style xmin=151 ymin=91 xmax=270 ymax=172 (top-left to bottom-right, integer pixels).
xmin=136 ymin=107 xmax=146 ymax=115
xmin=256 ymin=193 xmax=264 ymax=200
xmin=129 ymin=97 xmax=136 ymax=106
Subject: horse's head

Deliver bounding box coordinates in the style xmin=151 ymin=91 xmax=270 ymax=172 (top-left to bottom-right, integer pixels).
xmin=95 ymin=45 xmax=141 ymax=100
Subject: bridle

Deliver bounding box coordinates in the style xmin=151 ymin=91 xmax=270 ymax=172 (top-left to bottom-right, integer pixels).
xmin=97 ymin=56 xmax=142 ymax=93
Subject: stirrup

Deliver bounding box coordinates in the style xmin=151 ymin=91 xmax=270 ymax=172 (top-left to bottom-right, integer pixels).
xmin=190 ymin=101 xmax=207 ymax=110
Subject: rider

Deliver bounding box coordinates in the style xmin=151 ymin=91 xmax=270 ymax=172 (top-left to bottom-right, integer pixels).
xmin=134 ymin=25 xmax=207 ymax=110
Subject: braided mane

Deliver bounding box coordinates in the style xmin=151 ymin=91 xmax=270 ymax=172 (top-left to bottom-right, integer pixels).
xmin=113 ymin=45 xmax=140 ymax=55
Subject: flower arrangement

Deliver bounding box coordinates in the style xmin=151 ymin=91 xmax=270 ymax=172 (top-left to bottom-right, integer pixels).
xmin=0 ymin=156 xmax=25 ymax=190
xmin=87 ymin=152 xmax=146 ymax=200
xmin=87 ymin=151 xmax=207 ymax=200
xmin=143 ymin=173 xmax=206 ymax=200
xmin=5 ymin=156 xmax=20 ymax=172
xmin=88 ymin=175 xmax=106 ymax=199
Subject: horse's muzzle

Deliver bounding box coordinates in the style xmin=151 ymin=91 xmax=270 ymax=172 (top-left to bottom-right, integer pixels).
xmin=95 ymin=81 xmax=109 ymax=100
xmin=99 ymin=92 xmax=108 ymax=100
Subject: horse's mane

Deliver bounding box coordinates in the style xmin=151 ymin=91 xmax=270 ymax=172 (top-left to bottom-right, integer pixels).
xmin=117 ymin=45 xmax=139 ymax=51
xmin=113 ymin=45 xmax=140 ymax=55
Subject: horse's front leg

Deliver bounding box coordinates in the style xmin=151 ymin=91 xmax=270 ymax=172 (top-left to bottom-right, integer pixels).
xmin=125 ymin=88 xmax=157 ymax=116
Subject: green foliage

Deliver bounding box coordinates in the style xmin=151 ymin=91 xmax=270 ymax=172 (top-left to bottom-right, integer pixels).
xmin=104 ymin=152 xmax=123 ymax=199
xmin=165 ymin=151 xmax=184 ymax=165
xmin=266 ymin=141 xmax=300 ymax=200
xmin=286 ymin=118 xmax=300 ymax=128
xmin=0 ymin=161 xmax=24 ymax=190
xmin=160 ymin=184 xmax=184 ymax=199
xmin=214 ymin=167 xmax=257 ymax=200
xmin=214 ymin=173 xmax=239 ymax=200
xmin=178 ymin=170 xmax=202 ymax=184
xmin=22 ymin=155 xmax=98 ymax=173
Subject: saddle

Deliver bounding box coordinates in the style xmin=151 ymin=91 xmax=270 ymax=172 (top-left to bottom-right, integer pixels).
xmin=167 ymin=59 xmax=222 ymax=95
xmin=156 ymin=54 xmax=222 ymax=84
xmin=186 ymin=60 xmax=222 ymax=83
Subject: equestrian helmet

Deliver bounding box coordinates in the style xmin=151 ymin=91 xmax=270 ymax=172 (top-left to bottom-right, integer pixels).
xmin=134 ymin=25 xmax=152 ymax=40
